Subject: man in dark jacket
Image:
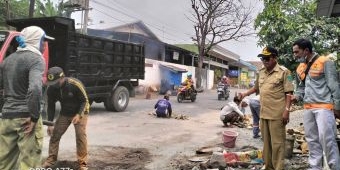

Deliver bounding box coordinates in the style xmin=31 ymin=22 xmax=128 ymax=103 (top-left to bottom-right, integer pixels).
xmin=154 ymin=94 xmax=172 ymax=118
xmin=42 ymin=67 xmax=90 ymax=170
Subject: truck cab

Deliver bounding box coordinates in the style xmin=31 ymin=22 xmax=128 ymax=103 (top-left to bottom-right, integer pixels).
xmin=0 ymin=31 xmax=20 ymax=61
xmin=0 ymin=30 xmax=50 ymax=83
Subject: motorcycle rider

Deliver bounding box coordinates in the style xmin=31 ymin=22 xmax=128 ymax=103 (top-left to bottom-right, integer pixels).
xmin=219 ymin=76 xmax=230 ymax=94
xmin=220 ymin=76 xmax=230 ymax=87
xmin=181 ymin=72 xmax=195 ymax=93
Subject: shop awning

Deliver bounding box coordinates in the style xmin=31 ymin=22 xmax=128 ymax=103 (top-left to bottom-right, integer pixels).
xmin=160 ymin=64 xmax=187 ymax=73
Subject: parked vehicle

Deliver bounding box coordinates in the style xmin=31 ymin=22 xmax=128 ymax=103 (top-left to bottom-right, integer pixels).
xmin=217 ymin=82 xmax=229 ymax=100
xmin=0 ymin=17 xmax=145 ymax=112
xmin=177 ymin=85 xmax=197 ymax=103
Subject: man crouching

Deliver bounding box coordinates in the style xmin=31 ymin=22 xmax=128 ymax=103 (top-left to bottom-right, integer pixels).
xmin=154 ymin=94 xmax=172 ymax=118
xmin=220 ymin=96 xmax=246 ymax=127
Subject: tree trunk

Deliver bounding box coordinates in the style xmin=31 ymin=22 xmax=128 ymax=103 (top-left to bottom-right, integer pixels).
xmin=196 ymin=54 xmax=204 ymax=88
xmin=29 ymin=0 xmax=35 ymax=18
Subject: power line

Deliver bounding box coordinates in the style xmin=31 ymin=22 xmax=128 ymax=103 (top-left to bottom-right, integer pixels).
xmin=110 ymin=0 xmax=195 ymax=38
xmin=90 ymin=8 xmax=180 ymax=43
xmin=91 ymin=0 xmax=192 ymax=43
xmin=92 ymin=0 xmax=182 ymax=41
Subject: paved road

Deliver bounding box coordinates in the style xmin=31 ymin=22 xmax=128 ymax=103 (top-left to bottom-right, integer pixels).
xmin=41 ymin=87 xmax=262 ymax=169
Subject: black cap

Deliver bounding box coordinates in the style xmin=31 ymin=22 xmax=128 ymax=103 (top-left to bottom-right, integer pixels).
xmin=47 ymin=67 xmax=64 ymax=86
xmin=257 ymin=46 xmax=278 ymax=58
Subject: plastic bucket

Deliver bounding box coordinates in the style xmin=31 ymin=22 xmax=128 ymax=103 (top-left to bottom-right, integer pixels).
xmin=222 ymin=130 xmax=238 ymax=148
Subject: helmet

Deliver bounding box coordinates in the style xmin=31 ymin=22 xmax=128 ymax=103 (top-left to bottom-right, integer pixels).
xmin=187 ymin=72 xmax=192 ymax=77
xmin=222 ymin=76 xmax=227 ymax=80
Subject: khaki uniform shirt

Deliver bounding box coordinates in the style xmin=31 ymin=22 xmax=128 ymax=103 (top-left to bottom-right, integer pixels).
xmin=255 ymin=63 xmax=294 ymax=119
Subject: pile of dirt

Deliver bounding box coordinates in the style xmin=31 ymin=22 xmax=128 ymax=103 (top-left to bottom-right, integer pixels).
xmin=148 ymin=112 xmax=189 ymax=120
xmin=51 ymin=146 xmax=151 ymax=170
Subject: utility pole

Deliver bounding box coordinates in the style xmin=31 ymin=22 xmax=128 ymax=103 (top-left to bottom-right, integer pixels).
xmin=29 ymin=0 xmax=35 ymax=18
xmin=5 ymin=0 xmax=10 ymax=20
xmin=83 ymin=0 xmax=89 ymax=34
xmin=5 ymin=0 xmax=10 ymax=29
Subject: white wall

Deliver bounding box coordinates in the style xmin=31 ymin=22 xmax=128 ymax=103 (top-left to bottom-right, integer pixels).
xmin=140 ymin=60 xmax=161 ymax=87
xmin=207 ymin=69 xmax=214 ymax=89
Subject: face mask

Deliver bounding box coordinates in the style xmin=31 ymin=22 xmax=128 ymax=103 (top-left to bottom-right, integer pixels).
xmin=296 ymin=50 xmax=308 ymax=63
xmin=296 ymin=57 xmax=306 ymax=63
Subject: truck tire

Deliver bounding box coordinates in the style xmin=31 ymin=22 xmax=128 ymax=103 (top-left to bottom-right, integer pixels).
xmin=104 ymin=86 xmax=129 ymax=112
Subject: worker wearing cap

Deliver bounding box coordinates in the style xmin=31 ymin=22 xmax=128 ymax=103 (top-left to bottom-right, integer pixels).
xmin=42 ymin=67 xmax=89 ymax=170
xmin=239 ymin=47 xmax=294 ymax=170
xmin=0 ymin=26 xmax=53 ymax=169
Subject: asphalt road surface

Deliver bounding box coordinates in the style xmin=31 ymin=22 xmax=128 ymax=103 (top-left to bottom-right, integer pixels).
xmin=41 ymin=87 xmax=259 ymax=169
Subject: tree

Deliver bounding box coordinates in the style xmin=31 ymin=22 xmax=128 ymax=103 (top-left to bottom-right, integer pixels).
xmin=190 ymin=0 xmax=254 ymax=88
xmin=0 ymin=0 xmax=29 ymax=29
xmin=35 ymin=0 xmax=75 ymax=17
xmin=255 ymin=0 xmax=340 ymax=71
xmin=0 ymin=0 xmax=73 ymax=29
xmin=35 ymin=0 xmax=59 ymax=17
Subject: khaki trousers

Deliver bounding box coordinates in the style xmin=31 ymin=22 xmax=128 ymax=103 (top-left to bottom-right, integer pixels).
xmin=0 ymin=117 xmax=43 ymax=170
xmin=260 ymin=118 xmax=286 ymax=170
xmin=44 ymin=114 xmax=88 ymax=167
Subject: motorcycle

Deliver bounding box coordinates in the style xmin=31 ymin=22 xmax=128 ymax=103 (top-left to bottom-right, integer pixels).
xmin=177 ymin=85 xmax=197 ymax=103
xmin=217 ymin=82 xmax=230 ymax=100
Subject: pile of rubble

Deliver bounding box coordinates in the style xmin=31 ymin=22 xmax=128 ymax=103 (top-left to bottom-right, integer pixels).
xmin=172 ymin=115 xmax=340 ymax=170
xmin=148 ymin=112 xmax=189 ymax=120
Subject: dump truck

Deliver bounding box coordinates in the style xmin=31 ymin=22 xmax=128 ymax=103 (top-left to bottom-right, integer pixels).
xmin=0 ymin=16 xmax=145 ymax=112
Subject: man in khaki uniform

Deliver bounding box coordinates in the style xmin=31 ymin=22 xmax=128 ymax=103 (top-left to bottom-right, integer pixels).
xmin=240 ymin=47 xmax=294 ymax=170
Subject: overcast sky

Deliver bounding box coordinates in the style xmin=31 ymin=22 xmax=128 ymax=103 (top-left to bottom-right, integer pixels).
xmin=70 ymin=0 xmax=263 ymax=61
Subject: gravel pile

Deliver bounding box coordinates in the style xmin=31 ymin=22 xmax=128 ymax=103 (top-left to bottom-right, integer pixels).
xmin=287 ymin=109 xmax=304 ymax=129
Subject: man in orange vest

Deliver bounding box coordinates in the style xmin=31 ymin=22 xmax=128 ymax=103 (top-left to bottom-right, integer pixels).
xmin=292 ymin=38 xmax=340 ymax=170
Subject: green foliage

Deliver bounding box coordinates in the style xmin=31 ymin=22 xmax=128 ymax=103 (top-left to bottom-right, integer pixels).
xmin=214 ymin=69 xmax=222 ymax=84
xmin=35 ymin=0 xmax=73 ymax=17
xmin=0 ymin=0 xmax=73 ymax=29
xmin=35 ymin=0 xmax=59 ymax=17
xmin=255 ymin=0 xmax=340 ymax=71
xmin=0 ymin=0 xmax=29 ymax=29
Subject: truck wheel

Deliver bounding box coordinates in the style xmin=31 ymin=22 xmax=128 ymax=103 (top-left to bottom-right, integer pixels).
xmin=104 ymin=86 xmax=129 ymax=112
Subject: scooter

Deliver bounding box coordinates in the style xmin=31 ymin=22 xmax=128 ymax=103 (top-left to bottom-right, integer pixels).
xmin=217 ymin=82 xmax=230 ymax=100
xmin=177 ymin=85 xmax=197 ymax=103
